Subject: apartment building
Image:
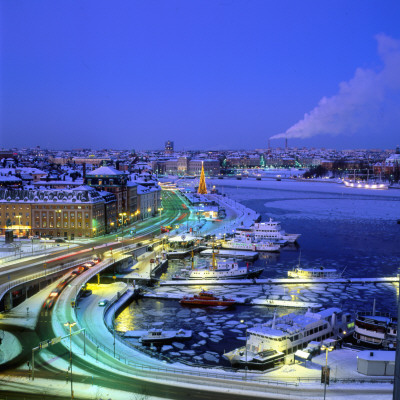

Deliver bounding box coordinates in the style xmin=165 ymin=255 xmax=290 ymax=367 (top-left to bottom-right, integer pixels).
xmin=0 ymin=187 xmax=108 ymax=239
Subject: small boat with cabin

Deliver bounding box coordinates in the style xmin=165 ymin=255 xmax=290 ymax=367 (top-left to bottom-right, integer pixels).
xmin=180 ymin=290 xmax=236 ymax=307
xmin=288 ymin=266 xmax=343 ymax=279
xmin=354 ymin=301 xmax=397 ymax=349
xmin=138 ymin=328 xmax=193 ymax=345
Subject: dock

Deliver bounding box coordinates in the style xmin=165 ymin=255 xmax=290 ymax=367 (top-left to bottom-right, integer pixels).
xmin=166 ymin=246 xmax=207 ymax=259
xmin=200 ymin=249 xmax=258 ymax=260
xmin=160 ymin=276 xmax=399 ymax=286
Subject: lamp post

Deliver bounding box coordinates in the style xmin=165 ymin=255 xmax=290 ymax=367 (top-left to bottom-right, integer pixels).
xmin=113 ymin=308 xmax=116 ymax=357
xmin=240 ymin=319 xmax=248 ymax=380
xmin=158 ymin=207 xmax=164 ymax=233
xmin=64 ymin=321 xmax=76 ymax=400
xmin=15 ymin=215 xmax=22 ymax=238
xmin=321 ymin=344 xmax=334 ymax=400
xmin=119 ymin=212 xmax=126 ymax=236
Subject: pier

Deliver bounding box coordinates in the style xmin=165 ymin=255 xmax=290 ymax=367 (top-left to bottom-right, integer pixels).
xmin=142 ymin=292 xmax=322 ymax=310
xmin=160 ymin=276 xmax=399 ymax=286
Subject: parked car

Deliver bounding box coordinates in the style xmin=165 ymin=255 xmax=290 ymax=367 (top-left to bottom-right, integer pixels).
xmin=98 ymin=299 xmax=108 ymax=306
xmin=55 ymin=238 xmax=65 ymax=243
xmin=81 ymin=289 xmax=92 ymax=297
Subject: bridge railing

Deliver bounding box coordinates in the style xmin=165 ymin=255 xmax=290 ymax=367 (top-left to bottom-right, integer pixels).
xmin=0 ymin=256 xmax=93 ymax=307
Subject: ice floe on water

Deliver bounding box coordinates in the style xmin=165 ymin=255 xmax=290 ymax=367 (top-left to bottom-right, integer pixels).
xmin=172 ymin=342 xmax=185 ymax=350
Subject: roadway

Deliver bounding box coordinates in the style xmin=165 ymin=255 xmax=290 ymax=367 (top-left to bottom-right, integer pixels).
xmin=0 ymin=190 xmax=190 ymax=285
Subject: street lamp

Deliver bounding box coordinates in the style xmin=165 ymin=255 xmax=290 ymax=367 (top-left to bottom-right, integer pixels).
xmin=119 ymin=212 xmax=127 ymax=236
xmin=158 ymin=207 xmax=164 ymax=233
xmin=64 ymin=321 xmax=76 ymax=400
xmin=321 ymin=344 xmax=334 ymax=400
xmin=240 ymin=319 xmax=248 ymax=380
xmin=15 ymin=215 xmax=22 ymax=237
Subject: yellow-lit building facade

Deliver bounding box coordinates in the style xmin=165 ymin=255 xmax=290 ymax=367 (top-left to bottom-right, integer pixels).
xmin=0 ymin=188 xmax=109 ymax=239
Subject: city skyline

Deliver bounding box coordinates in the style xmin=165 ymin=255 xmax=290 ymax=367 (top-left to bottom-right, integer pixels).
xmin=2 ymin=1 xmax=400 ymax=150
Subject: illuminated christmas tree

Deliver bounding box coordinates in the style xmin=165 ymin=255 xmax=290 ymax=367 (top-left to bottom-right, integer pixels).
xmin=198 ymin=162 xmax=208 ymax=194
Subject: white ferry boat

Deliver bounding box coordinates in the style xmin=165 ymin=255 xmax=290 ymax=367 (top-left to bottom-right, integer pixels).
xmin=172 ymin=255 xmax=263 ymax=280
xmin=288 ymin=266 xmax=343 ymax=279
xmin=354 ymin=311 xmax=397 ymax=349
xmin=223 ymin=308 xmax=353 ymax=369
xmin=235 ymin=218 xmax=300 ymax=244
xmin=222 ymin=236 xmax=280 ymax=252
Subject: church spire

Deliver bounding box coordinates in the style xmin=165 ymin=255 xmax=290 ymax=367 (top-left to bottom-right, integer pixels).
xmin=198 ymin=162 xmax=208 ymax=194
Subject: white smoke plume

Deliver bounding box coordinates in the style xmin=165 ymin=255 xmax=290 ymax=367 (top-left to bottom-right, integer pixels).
xmin=270 ymin=34 xmax=400 ymax=140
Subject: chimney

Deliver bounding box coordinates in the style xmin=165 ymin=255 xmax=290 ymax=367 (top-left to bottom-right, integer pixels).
xmin=83 ymin=163 xmax=86 ymax=181
xmin=285 ymin=137 xmax=288 ymax=150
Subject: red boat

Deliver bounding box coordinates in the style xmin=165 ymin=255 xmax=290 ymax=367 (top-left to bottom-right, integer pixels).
xmin=179 ymin=290 xmax=236 ymax=307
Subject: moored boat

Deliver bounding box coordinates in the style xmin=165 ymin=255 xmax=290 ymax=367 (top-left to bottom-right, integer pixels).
xmin=180 ymin=290 xmax=236 ymax=307
xmin=354 ymin=310 xmax=397 ymax=349
xmin=137 ymin=328 xmax=193 ymax=345
xmin=222 ymin=236 xmax=280 ymax=252
xmin=172 ymin=258 xmax=263 ymax=280
xmin=223 ymin=308 xmax=353 ymax=369
xmin=235 ymin=218 xmax=300 ymax=244
xmin=288 ymin=266 xmax=343 ymax=279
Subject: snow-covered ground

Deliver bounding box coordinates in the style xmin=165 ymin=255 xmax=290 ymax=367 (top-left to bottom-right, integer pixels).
xmin=0 ymin=331 xmax=21 ymax=365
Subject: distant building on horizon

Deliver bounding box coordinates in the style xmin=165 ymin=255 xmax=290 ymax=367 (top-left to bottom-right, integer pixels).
xmin=165 ymin=140 xmax=174 ymax=155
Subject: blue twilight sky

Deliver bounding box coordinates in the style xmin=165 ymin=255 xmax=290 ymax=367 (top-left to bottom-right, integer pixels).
xmin=1 ymin=0 xmax=400 ymax=150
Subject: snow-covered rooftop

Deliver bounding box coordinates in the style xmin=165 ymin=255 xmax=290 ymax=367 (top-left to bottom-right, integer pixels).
xmin=87 ymin=166 xmax=124 ymax=176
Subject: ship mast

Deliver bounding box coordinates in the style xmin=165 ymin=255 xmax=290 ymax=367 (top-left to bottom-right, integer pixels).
xmin=212 ymin=243 xmax=217 ymax=270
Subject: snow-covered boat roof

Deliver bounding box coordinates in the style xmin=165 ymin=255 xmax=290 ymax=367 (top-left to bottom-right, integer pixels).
xmin=168 ymin=234 xmax=200 ymax=242
xmin=248 ymin=308 xmax=342 ymax=338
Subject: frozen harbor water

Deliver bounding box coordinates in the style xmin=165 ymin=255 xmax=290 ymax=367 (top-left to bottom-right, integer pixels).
xmin=115 ymin=178 xmax=400 ymax=367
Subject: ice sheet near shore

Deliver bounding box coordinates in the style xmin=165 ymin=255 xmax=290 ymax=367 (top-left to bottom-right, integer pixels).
xmin=207 ymin=177 xmax=400 ymax=221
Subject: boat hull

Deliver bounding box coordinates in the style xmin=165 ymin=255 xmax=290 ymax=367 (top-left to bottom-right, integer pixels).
xmin=223 ymin=348 xmax=285 ymax=370
xmin=172 ymin=267 xmax=264 ymax=280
